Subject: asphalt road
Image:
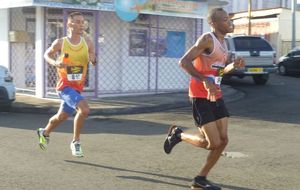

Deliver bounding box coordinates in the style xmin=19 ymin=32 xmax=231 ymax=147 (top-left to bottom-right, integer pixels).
xmin=0 ymin=74 xmax=299 ymax=190
xmin=226 ymin=73 xmax=300 ymax=124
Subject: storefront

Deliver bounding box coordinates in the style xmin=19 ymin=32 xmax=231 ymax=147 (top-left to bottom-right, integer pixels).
xmin=0 ymin=0 xmax=228 ymax=98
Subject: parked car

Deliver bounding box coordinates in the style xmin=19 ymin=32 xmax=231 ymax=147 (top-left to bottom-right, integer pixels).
xmin=0 ymin=65 xmax=16 ymax=111
xmin=225 ymin=35 xmax=277 ymax=85
xmin=277 ymin=48 xmax=300 ymax=75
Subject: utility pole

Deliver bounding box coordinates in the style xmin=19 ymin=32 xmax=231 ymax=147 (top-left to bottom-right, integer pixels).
xmin=248 ymin=0 xmax=252 ymax=35
xmin=291 ymin=0 xmax=296 ymax=49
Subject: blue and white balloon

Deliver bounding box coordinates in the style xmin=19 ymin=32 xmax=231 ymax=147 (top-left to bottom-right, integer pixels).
xmin=115 ymin=0 xmax=148 ymax=22
xmin=115 ymin=0 xmax=138 ymax=22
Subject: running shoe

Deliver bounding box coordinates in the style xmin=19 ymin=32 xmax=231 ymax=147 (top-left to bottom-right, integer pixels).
xmin=191 ymin=176 xmax=221 ymax=190
xmin=70 ymin=141 xmax=84 ymax=157
xmin=163 ymin=125 xmax=182 ymax=154
xmin=37 ymin=128 xmax=49 ymax=150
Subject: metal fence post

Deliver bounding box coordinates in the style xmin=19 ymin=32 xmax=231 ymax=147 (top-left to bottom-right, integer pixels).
xmin=291 ymin=0 xmax=296 ymax=49
xmin=35 ymin=7 xmax=45 ymax=98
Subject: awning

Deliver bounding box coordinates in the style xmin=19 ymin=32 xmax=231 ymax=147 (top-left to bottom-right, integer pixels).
xmin=0 ymin=0 xmax=229 ymax=19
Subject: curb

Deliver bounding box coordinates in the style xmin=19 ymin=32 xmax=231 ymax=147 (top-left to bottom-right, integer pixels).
xmin=89 ymin=101 xmax=190 ymax=116
xmin=10 ymin=86 xmax=245 ymax=115
xmin=11 ymin=99 xmax=190 ymax=116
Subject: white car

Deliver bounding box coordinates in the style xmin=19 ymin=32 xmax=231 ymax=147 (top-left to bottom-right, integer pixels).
xmin=0 ymin=65 xmax=16 ymax=111
xmin=225 ymin=35 xmax=277 ymax=85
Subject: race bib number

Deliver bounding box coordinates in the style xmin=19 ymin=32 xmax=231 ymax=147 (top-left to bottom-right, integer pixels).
xmin=66 ymin=66 xmax=83 ymax=81
xmin=207 ymin=75 xmax=223 ymax=86
xmin=214 ymin=76 xmax=222 ymax=85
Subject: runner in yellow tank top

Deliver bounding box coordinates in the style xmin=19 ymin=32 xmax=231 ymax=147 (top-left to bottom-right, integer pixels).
xmin=38 ymin=12 xmax=96 ymax=157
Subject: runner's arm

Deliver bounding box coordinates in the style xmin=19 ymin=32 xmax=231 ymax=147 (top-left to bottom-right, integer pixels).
xmin=44 ymin=39 xmax=63 ymax=68
xmin=224 ymin=57 xmax=245 ymax=74
xmin=179 ymin=34 xmax=212 ymax=83
xmin=85 ymin=37 xmax=96 ymax=66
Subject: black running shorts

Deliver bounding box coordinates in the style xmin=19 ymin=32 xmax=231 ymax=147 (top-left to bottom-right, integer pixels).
xmin=191 ymin=98 xmax=229 ymax=127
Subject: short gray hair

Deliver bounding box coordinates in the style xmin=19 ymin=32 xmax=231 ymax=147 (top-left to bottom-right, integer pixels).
xmin=207 ymin=8 xmax=226 ymax=24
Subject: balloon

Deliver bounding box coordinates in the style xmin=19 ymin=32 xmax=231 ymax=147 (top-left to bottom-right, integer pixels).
xmin=115 ymin=0 xmax=139 ymax=22
xmin=138 ymin=0 xmax=148 ymax=3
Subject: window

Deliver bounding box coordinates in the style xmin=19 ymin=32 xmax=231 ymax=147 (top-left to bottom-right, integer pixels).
xmin=129 ymin=29 xmax=148 ymax=56
xmin=294 ymin=50 xmax=300 ymax=56
xmin=233 ymin=37 xmax=273 ymax=51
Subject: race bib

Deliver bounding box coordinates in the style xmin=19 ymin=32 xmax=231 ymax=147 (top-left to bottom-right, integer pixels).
xmin=66 ymin=66 xmax=83 ymax=81
xmin=207 ymin=75 xmax=222 ymax=86
xmin=214 ymin=76 xmax=222 ymax=85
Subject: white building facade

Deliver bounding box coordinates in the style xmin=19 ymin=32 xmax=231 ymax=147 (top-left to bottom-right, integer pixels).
xmin=0 ymin=0 xmax=228 ymax=98
xmin=225 ymin=0 xmax=297 ymax=13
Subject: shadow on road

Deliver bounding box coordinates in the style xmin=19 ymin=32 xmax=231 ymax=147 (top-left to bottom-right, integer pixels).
xmin=80 ymin=117 xmax=186 ymax=136
xmin=117 ymin=175 xmax=188 ymax=188
xmin=0 ymin=113 xmax=188 ymax=136
xmin=222 ymin=75 xmax=300 ymax=125
xmin=65 ymin=160 xmax=253 ymax=190
xmin=65 ymin=160 xmax=189 ymax=188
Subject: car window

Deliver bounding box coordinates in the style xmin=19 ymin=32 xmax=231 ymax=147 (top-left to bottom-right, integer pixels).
xmin=233 ymin=37 xmax=273 ymax=51
xmin=294 ymin=51 xmax=300 ymax=56
xmin=288 ymin=51 xmax=300 ymax=57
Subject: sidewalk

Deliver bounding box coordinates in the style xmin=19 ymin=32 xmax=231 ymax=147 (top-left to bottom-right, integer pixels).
xmin=11 ymin=85 xmax=244 ymax=115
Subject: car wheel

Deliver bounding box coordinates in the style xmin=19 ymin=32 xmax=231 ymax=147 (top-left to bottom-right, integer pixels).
xmin=278 ymin=64 xmax=287 ymax=75
xmin=252 ymin=74 xmax=269 ymax=85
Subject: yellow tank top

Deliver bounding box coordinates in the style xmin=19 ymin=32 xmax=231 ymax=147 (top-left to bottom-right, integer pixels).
xmin=56 ymin=37 xmax=89 ymax=92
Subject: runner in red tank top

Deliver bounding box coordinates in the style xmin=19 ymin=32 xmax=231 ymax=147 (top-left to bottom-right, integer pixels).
xmin=163 ymin=8 xmax=245 ymax=189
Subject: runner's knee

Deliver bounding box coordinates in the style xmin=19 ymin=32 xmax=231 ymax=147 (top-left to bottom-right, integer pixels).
xmin=78 ymin=106 xmax=90 ymax=117
xmin=206 ymin=139 xmax=221 ymax=150
xmin=221 ymin=137 xmax=229 ymax=146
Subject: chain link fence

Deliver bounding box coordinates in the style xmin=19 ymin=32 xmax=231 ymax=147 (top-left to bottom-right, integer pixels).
xmin=9 ymin=7 xmax=202 ymax=98
xmin=10 ymin=8 xmax=36 ymax=93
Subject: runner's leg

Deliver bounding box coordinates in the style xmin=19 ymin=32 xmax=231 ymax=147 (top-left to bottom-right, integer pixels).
xmin=43 ymin=105 xmax=69 ymax=136
xmin=198 ymin=117 xmax=228 ymax=176
xmin=73 ymin=99 xmax=89 ymax=141
xmin=180 ymin=130 xmax=208 ymax=148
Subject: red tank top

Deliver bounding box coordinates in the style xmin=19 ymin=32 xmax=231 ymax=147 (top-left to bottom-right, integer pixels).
xmin=189 ymin=32 xmax=228 ymax=99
